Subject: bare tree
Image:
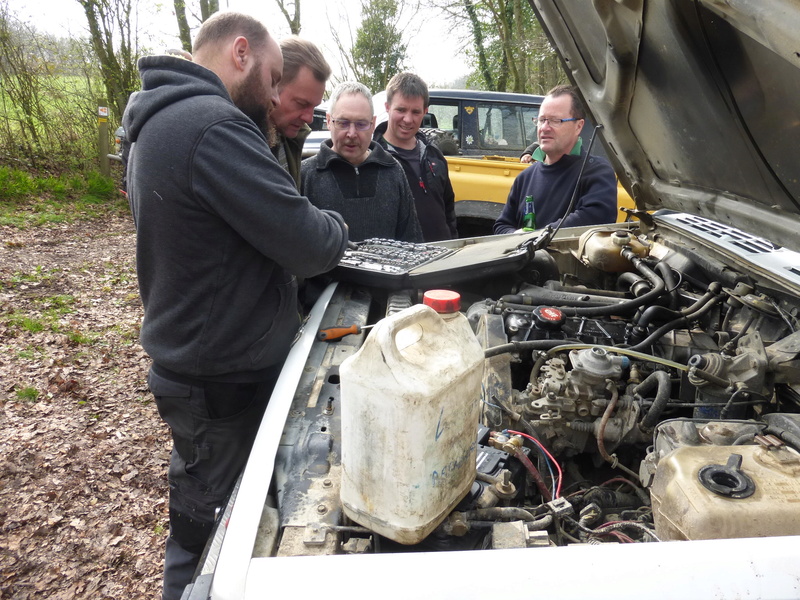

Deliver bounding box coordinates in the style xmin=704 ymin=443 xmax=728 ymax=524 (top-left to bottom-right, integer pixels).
xmin=76 ymin=0 xmax=140 ymax=120
xmin=174 ymin=0 xmax=192 ymax=52
xmin=433 ymin=0 xmax=563 ymax=93
xmin=463 ymin=0 xmax=494 ymax=89
xmin=330 ymin=0 xmax=416 ymax=93
xmin=173 ymin=0 xmax=220 ymax=53
xmin=273 ymin=0 xmax=301 ymax=35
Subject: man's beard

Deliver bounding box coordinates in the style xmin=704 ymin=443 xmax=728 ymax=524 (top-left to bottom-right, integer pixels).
xmin=230 ymin=63 xmax=278 ymax=146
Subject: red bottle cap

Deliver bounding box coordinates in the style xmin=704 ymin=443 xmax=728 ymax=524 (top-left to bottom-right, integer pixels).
xmin=423 ymin=289 xmax=461 ymax=313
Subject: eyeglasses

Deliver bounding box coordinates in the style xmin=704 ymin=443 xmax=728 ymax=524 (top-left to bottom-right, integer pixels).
xmin=331 ymin=119 xmax=372 ymax=131
xmin=534 ymin=117 xmax=578 ymax=127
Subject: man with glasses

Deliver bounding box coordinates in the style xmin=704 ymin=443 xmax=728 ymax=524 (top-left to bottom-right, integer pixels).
xmin=301 ymin=81 xmax=423 ymax=242
xmin=493 ymin=85 xmax=616 ymax=233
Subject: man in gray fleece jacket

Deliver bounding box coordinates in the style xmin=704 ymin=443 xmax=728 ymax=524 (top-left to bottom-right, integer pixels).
xmin=122 ymin=12 xmax=348 ymax=600
xmin=301 ymin=81 xmax=423 ymax=243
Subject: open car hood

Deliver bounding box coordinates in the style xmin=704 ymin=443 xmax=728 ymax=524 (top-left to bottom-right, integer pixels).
xmin=529 ymin=0 xmax=800 ymax=251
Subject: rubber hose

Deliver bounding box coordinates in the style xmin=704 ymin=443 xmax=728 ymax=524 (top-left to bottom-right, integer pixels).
xmin=558 ymin=248 xmax=667 ymax=317
xmin=634 ymin=284 xmax=719 ymax=331
xmin=656 ymin=261 xmax=679 ymax=310
xmin=617 ymin=271 xmax=647 ymax=294
xmin=627 ymin=287 xmax=723 ymax=352
xmin=764 ymin=427 xmax=800 ymax=452
xmin=634 ymin=370 xmax=673 ymax=429
xmin=544 ymin=281 xmax=630 ymax=299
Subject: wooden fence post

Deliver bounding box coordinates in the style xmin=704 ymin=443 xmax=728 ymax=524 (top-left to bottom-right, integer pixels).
xmin=98 ymin=103 xmax=110 ymax=177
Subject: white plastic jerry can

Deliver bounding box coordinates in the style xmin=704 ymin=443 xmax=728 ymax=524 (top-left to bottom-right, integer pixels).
xmin=340 ymin=291 xmax=484 ymax=544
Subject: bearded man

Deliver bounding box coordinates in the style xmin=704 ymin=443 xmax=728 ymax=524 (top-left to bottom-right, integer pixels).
xmin=122 ymin=12 xmax=348 ymax=600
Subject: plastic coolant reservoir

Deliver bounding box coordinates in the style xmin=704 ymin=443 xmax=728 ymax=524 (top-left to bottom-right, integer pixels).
xmin=650 ymin=443 xmax=800 ymax=541
xmin=339 ymin=295 xmax=484 ymax=545
xmin=576 ymin=228 xmax=648 ymax=272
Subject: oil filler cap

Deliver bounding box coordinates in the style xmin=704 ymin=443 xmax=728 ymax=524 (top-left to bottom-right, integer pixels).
xmin=532 ymin=306 xmax=566 ymax=330
xmin=698 ymin=454 xmax=755 ymax=499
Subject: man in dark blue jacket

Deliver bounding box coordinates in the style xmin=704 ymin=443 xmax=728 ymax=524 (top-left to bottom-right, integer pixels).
xmin=123 ymin=12 xmax=348 ymax=600
xmin=493 ymin=85 xmax=616 ymax=234
xmin=374 ymin=72 xmax=458 ymax=241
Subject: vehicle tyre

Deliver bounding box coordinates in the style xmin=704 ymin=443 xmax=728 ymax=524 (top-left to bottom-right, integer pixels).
xmin=422 ymin=128 xmax=459 ymax=156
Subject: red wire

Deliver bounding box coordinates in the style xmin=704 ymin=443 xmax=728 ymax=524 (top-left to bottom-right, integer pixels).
xmin=605 ymin=530 xmax=635 ymax=543
xmin=507 ymin=429 xmax=563 ymax=498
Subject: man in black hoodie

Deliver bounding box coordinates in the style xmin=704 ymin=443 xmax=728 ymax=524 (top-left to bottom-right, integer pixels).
xmin=374 ymin=72 xmax=458 ymax=241
xmin=122 ymin=12 xmax=348 ymax=600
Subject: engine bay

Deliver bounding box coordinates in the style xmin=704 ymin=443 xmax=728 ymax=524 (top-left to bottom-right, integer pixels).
xmin=268 ymin=213 xmax=800 ymax=556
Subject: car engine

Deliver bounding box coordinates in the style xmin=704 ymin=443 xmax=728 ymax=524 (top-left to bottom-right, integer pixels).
xmin=268 ymin=213 xmax=800 ymax=556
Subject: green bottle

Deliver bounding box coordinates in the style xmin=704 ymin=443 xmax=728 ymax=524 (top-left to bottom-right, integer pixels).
xmin=522 ymin=195 xmax=536 ymax=231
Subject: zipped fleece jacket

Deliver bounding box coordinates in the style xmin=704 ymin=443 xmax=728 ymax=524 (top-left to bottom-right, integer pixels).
xmin=300 ymin=140 xmax=424 ymax=243
xmin=493 ymin=151 xmax=617 ymax=234
xmin=272 ymin=124 xmax=311 ymax=191
xmin=123 ymin=56 xmax=348 ymax=379
xmin=373 ymin=123 xmax=458 ymax=241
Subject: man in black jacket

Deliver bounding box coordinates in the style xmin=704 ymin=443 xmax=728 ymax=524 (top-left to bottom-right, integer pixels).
xmin=373 ymin=72 xmax=458 ymax=241
xmin=123 ymin=12 xmax=348 ymax=600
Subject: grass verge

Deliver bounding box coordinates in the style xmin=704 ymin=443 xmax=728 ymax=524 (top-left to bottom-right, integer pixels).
xmin=0 ymin=166 xmax=128 ymax=228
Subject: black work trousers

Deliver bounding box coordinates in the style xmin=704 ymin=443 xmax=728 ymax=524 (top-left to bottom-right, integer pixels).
xmin=148 ymin=364 xmax=279 ymax=600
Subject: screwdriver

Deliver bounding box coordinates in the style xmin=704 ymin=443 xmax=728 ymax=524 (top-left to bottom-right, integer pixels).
xmin=317 ymin=324 xmax=374 ymax=341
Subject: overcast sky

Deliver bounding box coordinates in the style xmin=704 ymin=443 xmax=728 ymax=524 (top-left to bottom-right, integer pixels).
xmin=12 ymin=0 xmax=472 ymax=88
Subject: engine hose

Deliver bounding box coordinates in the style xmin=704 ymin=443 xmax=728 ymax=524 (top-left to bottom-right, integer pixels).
xmin=617 ymin=271 xmax=648 ymax=295
xmin=633 ymin=305 xmax=683 ymax=331
xmin=634 ymin=370 xmax=672 ymax=430
xmin=595 ymin=384 xmax=641 ymax=480
xmin=764 ymin=427 xmax=800 ymax=452
xmin=732 ymin=432 xmax=757 ymax=445
xmin=464 ymin=507 xmax=536 ymax=522
xmin=497 ymin=294 xmax=623 ymax=311
xmin=627 ymin=286 xmax=724 ymax=352
xmin=596 ymin=385 xmax=619 ymax=464
xmin=513 ymin=447 xmax=552 ymax=502
xmin=634 ymin=284 xmax=720 ymax=333
xmin=544 ymin=281 xmax=630 ymax=299
xmin=556 ymin=247 xmax=667 ymax=318
xmin=583 ymin=487 xmax=640 ymax=509
xmin=656 ymin=261 xmax=679 ymax=310
xmin=495 ymin=248 xmax=665 ymax=318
